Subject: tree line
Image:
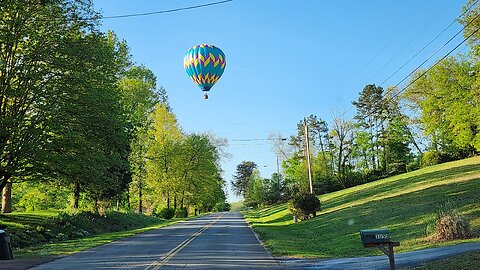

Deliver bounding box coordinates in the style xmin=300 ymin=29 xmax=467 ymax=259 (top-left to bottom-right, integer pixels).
xmin=233 ymin=0 xmax=480 ymax=207
xmin=1 ymin=0 xmax=227 ymax=215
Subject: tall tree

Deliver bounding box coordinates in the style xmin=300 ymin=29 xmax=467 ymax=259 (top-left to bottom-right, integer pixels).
xmin=404 ymin=56 xmax=479 ymax=157
xmin=38 ymin=31 xmax=132 ymax=209
xmin=146 ymin=104 xmax=183 ymax=209
xmin=352 ymin=84 xmax=385 ymax=171
xmin=330 ymin=114 xmax=355 ymax=187
xmin=231 ymin=161 xmax=257 ymax=197
xmin=0 ymin=0 xmax=99 ymax=194
xmin=118 ymin=65 xmax=165 ymax=213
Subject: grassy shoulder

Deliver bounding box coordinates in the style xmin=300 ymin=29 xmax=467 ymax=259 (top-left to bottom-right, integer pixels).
xmin=244 ymin=156 xmax=480 ymax=258
xmin=0 ymin=210 xmax=185 ymax=258
xmin=400 ymin=250 xmax=480 ymax=270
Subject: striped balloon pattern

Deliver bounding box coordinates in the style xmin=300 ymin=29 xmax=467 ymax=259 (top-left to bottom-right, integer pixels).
xmin=184 ymin=44 xmax=226 ymax=92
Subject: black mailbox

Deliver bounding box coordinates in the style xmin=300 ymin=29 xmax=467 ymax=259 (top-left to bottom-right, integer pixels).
xmin=360 ymin=228 xmax=400 ymax=270
xmin=360 ymin=229 xmax=390 ymax=245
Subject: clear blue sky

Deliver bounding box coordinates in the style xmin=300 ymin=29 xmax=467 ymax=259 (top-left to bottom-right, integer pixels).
xmin=93 ymin=0 xmax=468 ymax=202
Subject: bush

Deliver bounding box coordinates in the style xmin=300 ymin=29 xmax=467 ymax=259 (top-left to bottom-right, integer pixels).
xmin=422 ymin=151 xmax=442 ymax=167
xmin=288 ymin=192 xmax=321 ymax=221
xmin=175 ymin=208 xmax=188 ymax=218
xmin=158 ymin=208 xmax=175 ymax=219
xmin=213 ymin=202 xmax=231 ymax=212
xmin=429 ymin=202 xmax=474 ymax=242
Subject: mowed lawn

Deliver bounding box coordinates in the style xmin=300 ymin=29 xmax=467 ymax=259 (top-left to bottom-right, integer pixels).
xmin=244 ymin=157 xmax=480 ymax=258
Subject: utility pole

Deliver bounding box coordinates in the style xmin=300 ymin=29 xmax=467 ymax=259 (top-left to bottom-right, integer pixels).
xmin=304 ymin=118 xmax=313 ymax=194
xmin=276 ymin=155 xmax=279 ymax=175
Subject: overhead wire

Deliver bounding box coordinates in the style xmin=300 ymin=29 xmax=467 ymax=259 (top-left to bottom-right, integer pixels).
xmin=97 ymin=0 xmax=234 ymax=20
xmin=384 ymin=9 xmax=480 ymax=103
xmin=378 ymin=0 xmax=479 ymax=88
xmin=386 ymin=20 xmax=480 ymax=104
xmin=365 ymin=6 xmax=444 ymax=85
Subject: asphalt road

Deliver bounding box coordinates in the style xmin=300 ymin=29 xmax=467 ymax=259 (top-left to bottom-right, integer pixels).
xmin=30 ymin=212 xmax=286 ymax=270
xmin=282 ymin=242 xmax=480 ymax=270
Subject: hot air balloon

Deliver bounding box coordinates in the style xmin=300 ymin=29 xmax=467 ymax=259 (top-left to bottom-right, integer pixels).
xmin=184 ymin=44 xmax=226 ymax=99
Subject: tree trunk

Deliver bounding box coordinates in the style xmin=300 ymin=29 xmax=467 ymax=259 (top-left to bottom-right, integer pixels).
xmin=173 ymin=196 xmax=177 ymax=210
xmin=167 ymin=195 xmax=170 ymax=209
xmin=126 ymin=189 xmax=130 ymax=210
xmin=116 ymin=196 xmax=120 ymax=211
xmin=1 ymin=182 xmax=12 ymax=213
xmin=181 ymin=192 xmax=184 ymax=209
xmin=73 ymin=182 xmax=80 ymax=209
xmin=0 ymin=172 xmax=12 ymax=196
xmin=138 ymin=184 xmax=143 ymax=214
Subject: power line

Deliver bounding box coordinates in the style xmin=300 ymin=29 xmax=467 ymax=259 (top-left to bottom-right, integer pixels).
xmin=98 ymin=0 xmax=234 ymax=20
xmin=386 ymin=18 xmax=480 ymax=104
xmin=365 ymin=5 xmax=445 ymax=85
xmin=389 ymin=11 xmax=480 ymax=95
xmin=378 ymin=0 xmax=479 ymax=88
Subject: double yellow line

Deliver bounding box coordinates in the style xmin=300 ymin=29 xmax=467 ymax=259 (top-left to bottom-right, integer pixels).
xmin=146 ymin=212 xmax=225 ymax=270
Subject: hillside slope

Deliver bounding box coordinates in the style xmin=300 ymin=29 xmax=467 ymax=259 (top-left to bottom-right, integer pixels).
xmin=244 ymin=157 xmax=480 ymax=258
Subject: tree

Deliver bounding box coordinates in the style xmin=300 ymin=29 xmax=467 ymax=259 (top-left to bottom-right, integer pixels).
xmin=231 ymin=161 xmax=257 ymax=197
xmin=244 ymin=170 xmax=265 ymax=208
xmin=330 ymin=114 xmax=355 ymax=187
xmin=459 ymin=0 xmax=480 ymax=56
xmin=146 ymin=104 xmax=183 ymax=210
xmin=352 ymin=84 xmax=386 ymax=171
xmin=404 ymin=56 xmax=479 ymax=158
xmin=0 ymin=0 xmax=100 ymax=209
xmin=118 ymin=65 xmax=166 ymax=213
xmin=39 ymin=31 xmax=132 ymax=209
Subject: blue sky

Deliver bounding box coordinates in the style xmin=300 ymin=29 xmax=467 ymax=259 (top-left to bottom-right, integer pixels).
xmin=93 ymin=0 xmax=468 ymax=202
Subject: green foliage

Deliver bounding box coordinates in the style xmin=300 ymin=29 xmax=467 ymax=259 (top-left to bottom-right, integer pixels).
xmin=214 ymin=202 xmax=231 ymax=212
xmin=157 ymin=208 xmax=175 ymax=219
xmin=175 ymin=207 xmax=188 ymax=218
xmin=405 ymin=55 xmax=479 ymax=158
xmin=231 ymin=161 xmax=258 ymax=197
xmin=288 ymin=192 xmax=321 ymax=221
xmin=422 ymin=151 xmax=443 ymax=167
xmin=1 ymin=210 xmax=163 ymax=249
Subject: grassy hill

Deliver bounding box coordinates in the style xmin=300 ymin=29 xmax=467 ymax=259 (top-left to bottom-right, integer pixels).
xmin=0 ymin=210 xmax=179 ymax=257
xmin=244 ymin=156 xmax=480 ymax=258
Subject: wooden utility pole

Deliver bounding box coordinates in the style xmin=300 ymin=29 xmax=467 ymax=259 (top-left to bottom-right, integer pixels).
xmin=304 ymin=118 xmax=313 ymax=194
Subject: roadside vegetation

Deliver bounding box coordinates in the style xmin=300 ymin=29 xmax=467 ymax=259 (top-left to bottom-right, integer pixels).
xmin=0 ymin=210 xmax=181 ymax=257
xmin=244 ymin=157 xmax=480 ymax=258
xmin=0 ymin=1 xmax=229 ymax=223
xmin=400 ymin=251 xmax=480 ymax=270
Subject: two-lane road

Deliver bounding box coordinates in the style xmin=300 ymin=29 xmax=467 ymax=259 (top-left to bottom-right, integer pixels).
xmin=31 ymin=212 xmax=285 ymax=270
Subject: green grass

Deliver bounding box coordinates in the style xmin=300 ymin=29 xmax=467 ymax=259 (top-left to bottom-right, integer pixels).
xmin=0 ymin=210 xmax=186 ymax=258
xmin=13 ymin=219 xmax=180 ymax=258
xmin=244 ymin=156 xmax=480 ymax=258
xmin=400 ymin=251 xmax=480 ymax=270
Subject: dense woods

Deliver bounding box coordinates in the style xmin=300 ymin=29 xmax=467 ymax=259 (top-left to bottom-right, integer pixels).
xmin=0 ymin=0 xmax=227 ymax=215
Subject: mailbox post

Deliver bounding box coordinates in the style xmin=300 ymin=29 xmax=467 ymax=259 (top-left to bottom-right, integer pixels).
xmin=360 ymin=229 xmax=400 ymax=270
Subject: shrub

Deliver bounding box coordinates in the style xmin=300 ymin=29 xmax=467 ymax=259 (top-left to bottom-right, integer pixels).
xmin=430 ymin=202 xmax=474 ymax=242
xmin=158 ymin=208 xmax=175 ymax=219
xmin=288 ymin=192 xmax=321 ymax=221
xmin=213 ymin=202 xmax=231 ymax=212
xmin=175 ymin=208 xmax=188 ymax=218
xmin=422 ymin=151 xmax=442 ymax=167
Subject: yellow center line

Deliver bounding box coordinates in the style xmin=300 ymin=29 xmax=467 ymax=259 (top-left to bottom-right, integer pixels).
xmin=146 ymin=212 xmax=226 ymax=270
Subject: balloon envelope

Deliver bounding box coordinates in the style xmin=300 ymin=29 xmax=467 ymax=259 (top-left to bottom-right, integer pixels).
xmin=184 ymin=44 xmax=226 ymax=92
